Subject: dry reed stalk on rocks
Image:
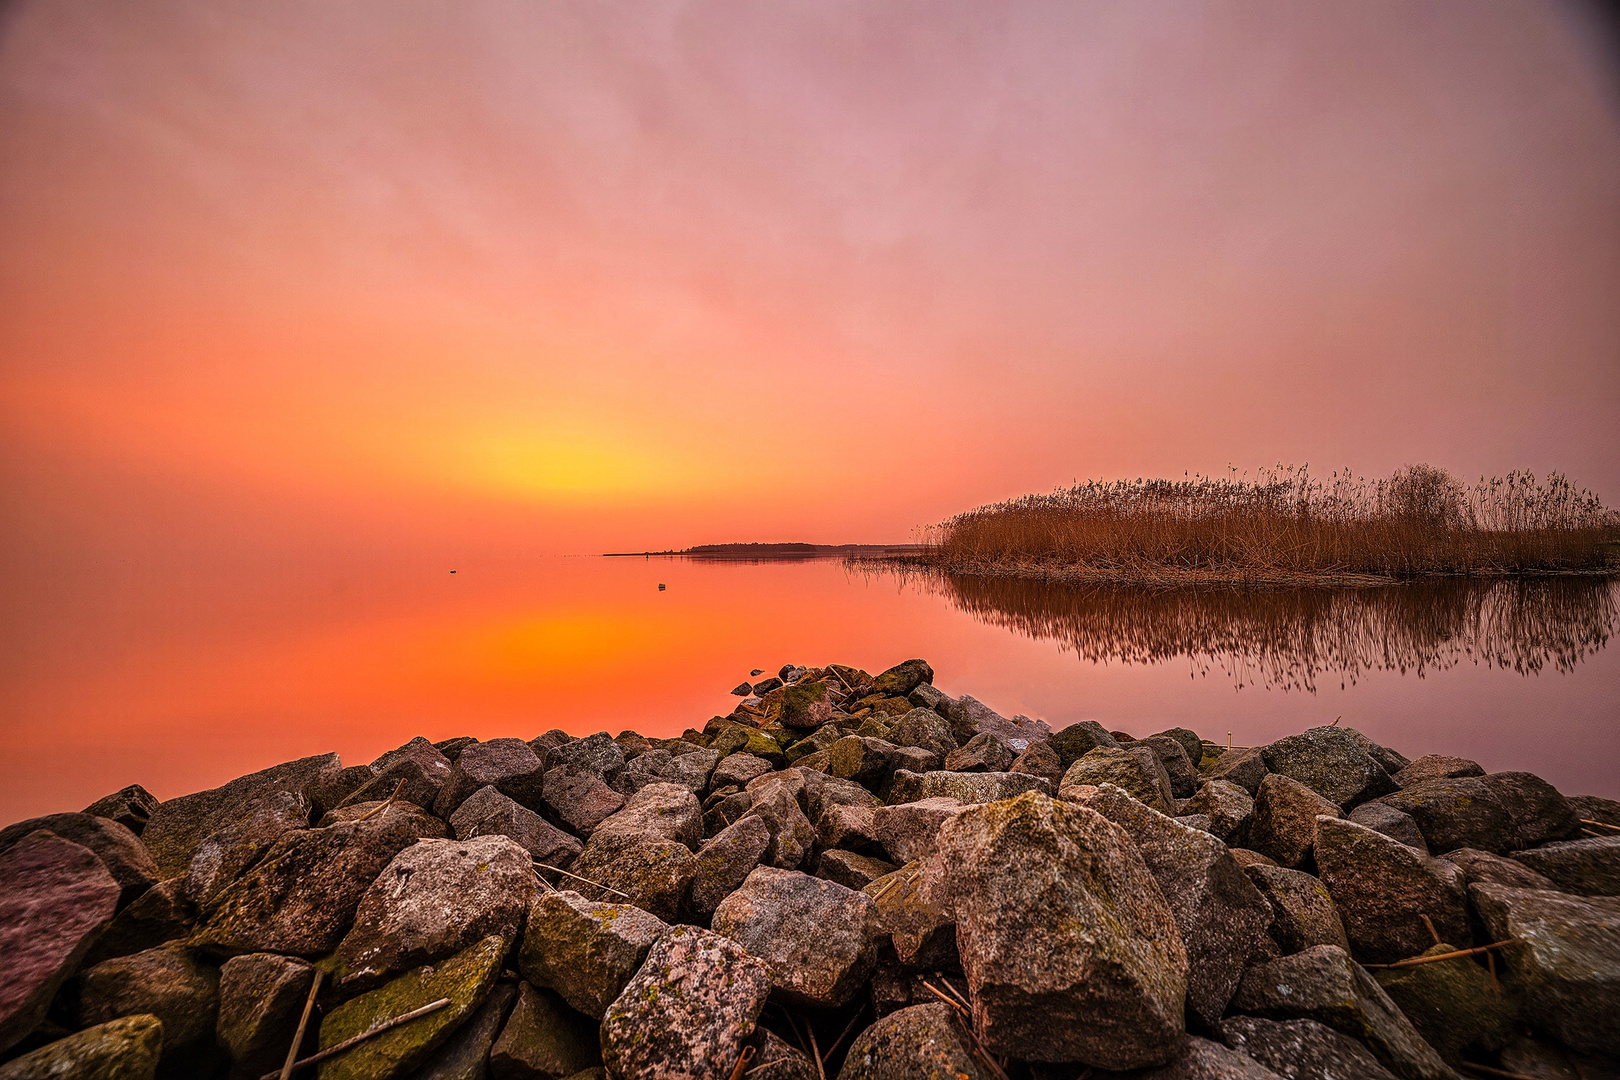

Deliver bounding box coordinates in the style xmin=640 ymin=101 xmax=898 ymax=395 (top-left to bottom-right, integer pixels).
xmin=260 ymin=998 xmax=450 ymax=1079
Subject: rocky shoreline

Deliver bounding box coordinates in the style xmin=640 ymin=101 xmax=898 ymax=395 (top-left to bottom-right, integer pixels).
xmin=1 ymin=658 xmax=1617 ymax=1080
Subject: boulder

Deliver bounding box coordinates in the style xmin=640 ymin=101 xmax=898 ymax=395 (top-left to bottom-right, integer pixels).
xmin=689 ymin=816 xmax=772 ymax=918
xmin=0 ymin=832 xmax=122 ymax=1054
xmin=309 ymin=764 xmax=380 ymax=817
xmin=829 ymin=737 xmax=901 ymax=788
xmin=1313 ymin=817 xmax=1470 ymax=964
xmin=140 ymin=752 xmax=339 ymax=877
xmin=944 ymin=695 xmax=1050 ymax=749
xmin=589 ymin=782 xmax=701 ymax=849
xmin=1008 ymin=739 xmax=1066 ymax=788
xmin=712 ymin=867 xmax=880 ymax=1007
xmin=182 ymin=792 xmax=310 ymax=908
xmin=82 ymin=784 xmax=161 ymax=835
xmin=1230 ymin=946 xmax=1457 ymax=1080
xmin=0 ymin=1015 xmax=162 ymax=1080
xmin=215 ymin=952 xmax=317 ymax=1078
xmin=1372 ymin=943 xmax=1516 ymax=1066
xmin=1151 ymin=727 xmax=1206 ymax=767
xmin=0 ymin=814 xmax=156 ymax=909
xmin=1248 ymin=775 xmax=1339 ymax=870
xmin=1079 ymin=785 xmax=1273 ymax=1025
xmin=341 ymin=754 xmax=448 ymax=812
xmin=316 ymin=935 xmax=506 ymax=1080
xmin=815 ymin=801 xmax=881 ymax=853
xmin=863 ymin=862 xmax=956 ymax=971
xmin=780 ymin=680 xmax=836 ymax=729
xmin=1205 ymin=747 xmax=1268 ymax=795
xmin=544 ymin=732 xmax=625 ymax=779
xmin=1568 ymin=794 xmax=1620 ymax=828
xmin=1260 ymin=728 xmax=1397 ymax=810
xmin=1217 ymin=1016 xmax=1398 ymax=1080
xmin=1059 ymin=747 xmax=1174 ymax=812
xmin=817 ymin=850 xmax=897 ymax=890
xmin=540 ymin=768 xmax=624 ymax=837
xmin=919 ymin=792 xmax=1188 ymax=1068
xmin=873 ymin=659 xmax=934 ymax=697
xmin=742 ymin=777 xmax=817 ymax=869
xmin=1345 ymin=803 xmax=1427 ymax=853
xmin=1230 ymin=848 xmax=1277 ymax=868
xmin=887 ymin=770 xmax=1050 ymax=806
xmin=1243 ymin=865 xmax=1350 ymax=954
xmin=83 ymin=875 xmax=193 ymax=966
xmin=1184 ymin=780 xmax=1256 ymax=844
xmin=944 ymin=733 xmax=1015 ymax=774
xmin=1482 ymin=772 xmax=1579 ymax=848
xmin=318 ymin=799 xmax=449 ymax=839
xmin=1437 ymin=848 xmax=1555 ymax=890
xmin=600 ymin=926 xmax=772 ymax=1080
xmin=488 ymin=982 xmax=600 ymax=1080
xmin=74 ymin=943 xmax=220 ymax=1071
xmin=747 ymin=1028 xmax=818 ymax=1080
xmin=712 ymin=753 xmax=775 ymax=790
xmin=1377 ymin=779 xmax=1512 ymax=855
xmin=373 ymin=735 xmax=454 ymax=774
xmin=1138 ymin=734 xmax=1200 ymax=799
xmin=1047 ymin=720 xmax=1121 ymax=768
xmin=702 ymin=790 xmax=754 ymax=838
xmin=564 ymin=833 xmax=696 ymax=921
xmin=1121 ymin=1037 xmax=1288 ymax=1080
xmin=835 ymin=1002 xmax=989 ymax=1080
xmin=1509 ymin=836 xmax=1620 ymax=895
xmin=519 ymin=890 xmax=667 ymax=1019
xmin=616 ymin=747 xmax=722 ymax=795
xmin=408 ymin=980 xmax=517 ymax=1080
xmin=449 ymin=785 xmax=583 ymax=867
xmin=1469 ymin=883 xmax=1620 ymax=1055
xmin=338 ymin=835 xmax=534 ymax=990
xmin=873 ymin=798 xmax=965 ymax=864
xmin=433 ymin=738 xmax=546 ymax=817
xmin=191 ymin=816 xmax=420 ymax=957
xmin=1393 ymin=756 xmax=1483 ymax=787
xmin=889 ymin=708 xmax=958 ymax=760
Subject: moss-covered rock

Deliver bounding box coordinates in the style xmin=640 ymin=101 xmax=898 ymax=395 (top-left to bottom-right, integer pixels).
xmin=780 ymin=680 xmax=835 ymax=729
xmin=1373 ymin=943 xmax=1516 ymax=1065
xmin=316 ymin=935 xmax=505 ymax=1080
xmin=0 ymin=1015 xmax=163 ymax=1080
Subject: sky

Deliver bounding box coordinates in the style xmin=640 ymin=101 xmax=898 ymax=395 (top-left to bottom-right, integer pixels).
xmin=2 ymin=0 xmax=1618 ymax=559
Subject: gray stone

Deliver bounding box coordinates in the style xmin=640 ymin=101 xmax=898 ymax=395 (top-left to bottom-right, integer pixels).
xmin=1483 ymin=772 xmax=1579 ymax=848
xmin=338 ymin=835 xmax=534 ymax=990
xmin=1008 ymin=739 xmax=1066 ymax=788
xmin=0 ymin=814 xmax=156 ymax=908
xmin=815 ymin=801 xmax=881 ymax=853
xmin=544 ymin=733 xmax=625 ymax=778
xmin=944 ymin=732 xmax=1015 ymax=773
xmin=1059 ymin=747 xmax=1174 ymax=812
xmin=600 ymin=926 xmax=772 ymax=1080
xmin=1439 ymin=847 xmax=1556 ymax=890
xmin=880 ymin=744 xmax=938 ymax=777
xmin=873 ymin=659 xmax=934 ymax=697
xmin=341 ymin=754 xmax=450 ymax=812
xmin=616 ymin=747 xmax=722 ymax=796
xmin=1124 ymin=1037 xmax=1287 ymax=1080
xmin=1470 ymin=883 xmax=1620 ymax=1055
xmin=82 ymin=784 xmax=161 ymax=836
xmin=1372 ymin=943 xmax=1516 ymax=1066
xmin=75 ymin=943 xmax=220 ymax=1070
xmin=835 ymin=1002 xmax=988 ymax=1080
xmin=449 ymin=785 xmax=582 ymax=867
xmin=817 ymin=849 xmax=898 ymax=890
xmin=943 ymin=695 xmax=1050 ymax=749
xmin=743 ymin=776 xmax=818 ymax=869
xmin=1139 ymin=734 xmax=1200 ymax=799
xmin=0 ymin=1015 xmax=163 ymax=1080
xmin=1393 ymin=756 xmax=1483 ymax=787
xmin=712 ymin=867 xmax=880 ymax=1007
xmin=1205 ymin=747 xmax=1268 ymax=795
xmin=1231 ymin=945 xmax=1457 ymax=1080
xmin=141 ymin=752 xmax=340 ymax=877
xmin=863 ymin=862 xmax=956 ymax=971
xmin=886 ymin=769 xmax=1050 ymax=806
xmin=182 ymin=792 xmax=309 ymax=908
xmin=1377 ymin=779 xmax=1512 ymax=854
xmin=1261 ymin=728 xmax=1397 ymax=809
xmin=1569 ymin=794 xmax=1620 ymax=828
xmin=747 ymin=1029 xmax=818 ymax=1080
xmin=433 ymin=738 xmax=546 ymax=817
xmin=519 ymin=889 xmax=666 ymax=1019
xmin=873 ymin=798 xmax=965 ymax=864
xmin=564 ymin=832 xmax=696 ymax=921
xmin=1248 ymin=775 xmax=1339 ymax=870
xmin=216 ymin=952 xmax=316 ymax=1078
xmin=0 ymin=832 xmax=121 ymax=1055
xmin=83 ymin=875 xmax=194 ymax=967
xmin=407 ymin=980 xmax=517 ymax=1080
xmin=907 ymin=682 xmax=951 ymax=714
xmin=919 ymin=792 xmax=1188 ymax=1068
xmin=1346 ymin=803 xmax=1428 ymax=853
xmin=712 ymin=753 xmax=774 ymax=790
xmin=488 ymin=982 xmax=600 ymax=1080
xmin=1080 ymin=784 xmax=1273 ymax=1025
xmin=1313 ymin=816 xmax=1470 ymax=964
xmin=1152 ymin=727 xmax=1206 ymax=769
xmin=318 ymin=799 xmax=450 ymax=839
xmin=829 ymin=736 xmax=901 ymax=788
xmin=309 ymin=764 xmax=379 ymax=817
xmin=1509 ymin=835 xmax=1620 ymax=895
xmin=1244 ymin=865 xmax=1350 ymax=954
xmin=1217 ymin=1016 xmax=1397 ymax=1080
xmin=1184 ymin=780 xmax=1256 ymax=844
xmin=889 ymin=708 xmax=958 ymax=760
xmin=540 ymin=767 xmax=624 ymax=837
xmin=1048 ymin=720 xmax=1121 ymax=768
xmin=689 ymin=816 xmax=772 ymax=919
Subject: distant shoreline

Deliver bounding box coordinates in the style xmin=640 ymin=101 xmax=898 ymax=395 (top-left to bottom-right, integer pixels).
xmin=603 ymin=542 xmax=927 ymax=559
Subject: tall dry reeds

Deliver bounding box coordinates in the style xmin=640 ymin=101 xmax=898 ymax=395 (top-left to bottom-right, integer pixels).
xmin=920 ymin=466 xmax=1619 ymax=583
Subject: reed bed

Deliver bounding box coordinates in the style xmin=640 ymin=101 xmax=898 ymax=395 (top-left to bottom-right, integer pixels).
xmin=915 ymin=466 xmax=1619 ymax=584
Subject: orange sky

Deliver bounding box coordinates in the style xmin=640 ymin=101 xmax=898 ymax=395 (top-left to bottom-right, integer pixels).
xmin=3 ymin=1 xmax=1619 ymax=559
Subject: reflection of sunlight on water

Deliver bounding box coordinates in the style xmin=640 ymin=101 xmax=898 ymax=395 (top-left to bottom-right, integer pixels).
xmin=879 ymin=571 xmax=1619 ymax=692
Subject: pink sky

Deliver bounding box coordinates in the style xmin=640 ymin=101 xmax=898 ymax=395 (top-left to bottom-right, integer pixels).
xmin=2 ymin=0 xmax=1618 ymax=557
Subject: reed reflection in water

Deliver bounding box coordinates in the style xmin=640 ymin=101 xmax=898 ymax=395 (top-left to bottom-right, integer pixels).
xmin=900 ymin=572 xmax=1619 ymax=693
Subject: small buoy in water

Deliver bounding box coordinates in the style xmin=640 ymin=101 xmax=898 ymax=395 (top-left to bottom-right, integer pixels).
xmin=658 ymin=583 xmax=666 ymax=591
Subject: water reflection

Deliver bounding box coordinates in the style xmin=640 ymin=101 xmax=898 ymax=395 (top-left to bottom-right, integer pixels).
xmin=896 ymin=572 xmax=1619 ymax=692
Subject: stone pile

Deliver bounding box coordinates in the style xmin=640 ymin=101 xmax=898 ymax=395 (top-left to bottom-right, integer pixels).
xmin=1 ymin=658 xmax=1618 ymax=1080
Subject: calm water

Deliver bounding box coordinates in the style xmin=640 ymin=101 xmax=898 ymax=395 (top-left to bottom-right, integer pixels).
xmin=3 ymin=554 xmax=1616 ymax=823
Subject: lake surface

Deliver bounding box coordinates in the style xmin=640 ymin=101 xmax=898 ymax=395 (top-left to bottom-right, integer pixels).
xmin=3 ymin=554 xmax=1617 ymax=823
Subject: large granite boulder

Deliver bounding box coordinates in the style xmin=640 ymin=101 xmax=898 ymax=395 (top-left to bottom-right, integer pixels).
xmin=1312 ymin=817 xmax=1470 ymax=964
xmin=1393 ymin=756 xmax=1482 ymax=787
xmin=1344 ymin=803 xmax=1426 ymax=853
xmin=873 ymin=659 xmax=934 ymax=697
xmin=83 ymin=875 xmax=194 ymax=967
xmin=74 ymin=943 xmax=220 ymax=1073
xmin=1260 ymin=728 xmax=1397 ymax=810
xmin=1243 ymin=865 xmax=1350 ymax=954
xmin=141 ymin=752 xmax=340 ymax=876
xmin=319 ymin=798 xmax=448 ymax=839
xmin=1372 ymin=943 xmax=1516 ymax=1066
xmin=544 ymin=732 xmax=625 ymax=777
xmin=688 ymin=815 xmax=770 ymax=918
xmin=1184 ymin=780 xmax=1257 ymax=844
xmin=1376 ymin=779 xmax=1512 ymax=855
xmin=0 ymin=832 xmax=122 ymax=1054
xmin=712 ymin=867 xmax=880 ymax=1007
xmin=449 ymin=785 xmax=583 ymax=867
xmin=944 ymin=732 xmax=1016 ymax=774
xmin=944 ymin=695 xmax=1050 ymax=749
xmin=600 ymin=926 xmax=772 ymax=1080
xmin=0 ymin=1015 xmax=163 ymax=1080
xmin=1079 ymin=784 xmax=1273 ymax=1024
xmin=317 ymin=935 xmax=506 ymax=1080
xmin=433 ymin=737 xmax=546 ymax=817
xmin=341 ymin=751 xmax=451 ymax=812
xmin=873 ymin=798 xmax=964 ymax=864
xmin=889 ymin=708 xmax=958 ymax=760
xmin=816 ymin=849 xmax=897 ymax=889
xmin=518 ymin=890 xmax=667 ymax=1019
xmin=564 ymin=832 xmax=697 ymax=921
xmin=540 ymin=767 xmax=624 ymax=837
xmin=1438 ymin=847 xmax=1555 ymax=890
xmin=1480 ymin=772 xmax=1578 ymax=848
xmin=407 ymin=981 xmax=517 ymax=1080
xmin=1509 ymin=835 xmax=1620 ymax=895
xmin=1204 ymin=747 xmax=1268 ymax=795
xmin=741 ymin=775 xmax=817 ymax=869
xmin=1138 ymin=734 xmax=1200 ymax=799
xmin=181 ymin=792 xmax=311 ymax=908
xmin=1059 ymin=747 xmax=1175 ymax=812
xmin=191 ymin=815 xmax=420 ymax=956
xmin=887 ymin=770 xmax=1050 ymax=806
xmin=589 ymin=782 xmax=701 ymax=849
xmin=616 ymin=747 xmax=722 ymax=796
xmin=835 ymin=1002 xmax=989 ymax=1080
xmin=215 ymin=952 xmax=317 ymax=1079
xmin=864 ymin=862 xmax=956 ymax=971
xmin=1469 ymin=883 xmax=1620 ymax=1056
xmin=712 ymin=752 xmax=776 ymax=789
xmin=1231 ymin=946 xmax=1457 ymax=1080
xmin=1248 ymin=775 xmax=1338 ymax=870
xmin=487 ymin=982 xmax=600 ymax=1079
xmin=919 ymin=792 xmax=1188 ymax=1068
xmin=1008 ymin=739 xmax=1066 ymax=788
xmin=337 ymin=835 xmax=534 ymax=990
xmin=82 ymin=784 xmax=160 ymax=835
xmin=1217 ymin=1016 xmax=1398 ymax=1080
xmin=0 ymin=813 xmax=157 ymax=909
